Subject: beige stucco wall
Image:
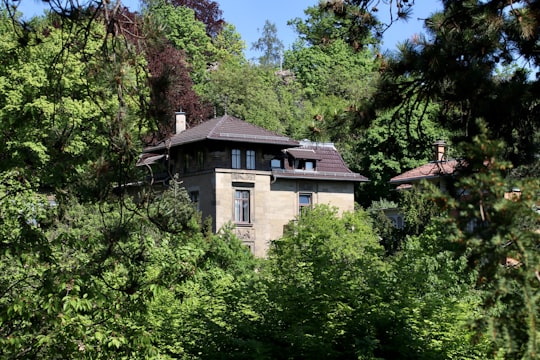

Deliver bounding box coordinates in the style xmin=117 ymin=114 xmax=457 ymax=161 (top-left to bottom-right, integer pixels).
xmin=214 ymin=169 xmax=274 ymax=257
xmin=215 ymin=170 xmax=356 ymax=257
xmin=316 ymin=181 xmax=356 ymax=213
xmin=179 ymin=169 xmax=355 ymax=257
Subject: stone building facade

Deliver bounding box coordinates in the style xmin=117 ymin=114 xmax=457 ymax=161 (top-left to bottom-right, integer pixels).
xmin=139 ymin=114 xmax=368 ymax=257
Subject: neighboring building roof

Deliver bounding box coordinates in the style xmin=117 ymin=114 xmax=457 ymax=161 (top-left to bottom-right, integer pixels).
xmin=274 ymin=141 xmax=369 ymax=182
xmin=389 ymin=159 xmax=460 ymax=184
xmin=144 ymin=115 xmax=299 ymax=152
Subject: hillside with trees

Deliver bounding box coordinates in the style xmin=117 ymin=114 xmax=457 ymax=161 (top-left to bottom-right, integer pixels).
xmin=0 ymin=0 xmax=539 ymax=358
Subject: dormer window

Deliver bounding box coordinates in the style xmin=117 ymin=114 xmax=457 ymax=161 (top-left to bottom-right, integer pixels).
xmin=295 ymin=159 xmax=315 ymax=171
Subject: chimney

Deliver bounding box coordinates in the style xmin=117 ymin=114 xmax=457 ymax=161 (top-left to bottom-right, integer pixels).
xmin=434 ymin=140 xmax=446 ymax=162
xmin=175 ymin=111 xmax=186 ymax=134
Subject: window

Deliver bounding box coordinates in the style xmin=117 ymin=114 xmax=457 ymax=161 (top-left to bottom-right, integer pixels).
xmin=234 ymin=190 xmax=250 ymax=223
xmin=299 ymin=193 xmax=312 ymax=213
xmin=271 ymin=158 xmax=281 ymax=169
xmin=197 ymin=151 xmax=204 ymax=170
xmin=189 ymin=191 xmax=200 ymax=211
xmin=388 ymin=215 xmax=403 ymax=229
xmin=246 ymin=150 xmax=255 ymax=169
xmin=295 ymin=159 xmax=316 ymax=170
xmin=232 ymin=149 xmax=241 ymax=169
xmin=183 ymin=153 xmax=191 ymax=172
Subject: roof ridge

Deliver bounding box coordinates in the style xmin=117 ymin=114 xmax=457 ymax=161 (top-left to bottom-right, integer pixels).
xmin=207 ymin=115 xmax=229 ymax=138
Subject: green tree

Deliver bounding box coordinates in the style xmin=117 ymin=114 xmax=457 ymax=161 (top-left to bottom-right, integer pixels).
xmin=371 ymin=2 xmax=540 ymax=355
xmin=379 ymin=0 xmax=540 ymax=167
xmin=257 ymin=205 xmax=388 ymax=359
xmin=386 ymin=218 xmax=492 ymax=359
xmin=251 ymin=20 xmax=284 ymax=68
xmin=145 ymin=0 xmax=216 ymax=85
xmin=0 ymin=11 xmax=147 ymax=198
xmin=442 ymin=129 xmax=540 ymax=359
xmin=284 ymin=2 xmax=382 ymax=172
xmin=212 ymin=23 xmax=246 ymax=64
xmin=147 ymin=225 xmax=260 ymax=358
xmin=0 ymin=9 xmax=204 ymax=358
xmin=356 ymin=104 xmax=452 ymax=206
xmin=200 ymin=58 xmax=312 ymax=135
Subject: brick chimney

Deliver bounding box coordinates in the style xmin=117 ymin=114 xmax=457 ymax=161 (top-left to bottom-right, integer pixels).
xmin=434 ymin=140 xmax=447 ymax=162
xmin=175 ymin=111 xmax=186 ymax=134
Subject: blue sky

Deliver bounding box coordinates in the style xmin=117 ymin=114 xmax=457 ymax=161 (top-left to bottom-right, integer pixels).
xmin=218 ymin=0 xmax=441 ymax=59
xmin=16 ymin=0 xmax=441 ymax=58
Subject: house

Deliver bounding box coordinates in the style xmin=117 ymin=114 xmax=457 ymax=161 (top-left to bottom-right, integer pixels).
xmin=383 ymin=140 xmax=459 ymax=229
xmin=138 ymin=113 xmax=368 ymax=257
xmin=389 ymin=140 xmax=459 ymax=192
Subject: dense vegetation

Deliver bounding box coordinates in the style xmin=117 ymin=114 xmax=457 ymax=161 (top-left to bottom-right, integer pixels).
xmin=0 ymin=0 xmax=539 ymax=358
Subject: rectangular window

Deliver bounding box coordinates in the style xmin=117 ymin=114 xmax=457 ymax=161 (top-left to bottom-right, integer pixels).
xmin=189 ymin=191 xmax=200 ymax=211
xmin=197 ymin=151 xmax=204 ymax=169
xmin=184 ymin=153 xmax=190 ymax=172
xmin=299 ymin=193 xmax=312 ymax=213
xmin=246 ymin=150 xmax=256 ymax=170
xmin=271 ymin=158 xmax=281 ymax=169
xmin=234 ymin=190 xmax=250 ymax=223
xmin=232 ymin=149 xmax=241 ymax=169
xmin=304 ymin=161 xmax=314 ymax=171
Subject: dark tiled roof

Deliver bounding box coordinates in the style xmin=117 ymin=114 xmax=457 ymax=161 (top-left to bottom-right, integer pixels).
xmin=144 ymin=115 xmax=298 ymax=152
xmin=274 ymin=141 xmax=369 ymax=182
xmin=389 ymin=159 xmax=459 ymax=184
xmin=285 ymin=148 xmax=323 ymax=160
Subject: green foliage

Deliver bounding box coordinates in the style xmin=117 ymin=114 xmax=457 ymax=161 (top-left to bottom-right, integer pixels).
xmin=251 ymin=20 xmax=284 ymax=67
xmin=357 ymin=105 xmax=452 ymax=205
xmin=387 ymin=219 xmax=492 ymax=359
xmin=288 ymin=1 xmax=382 ymax=50
xmin=212 ymin=23 xmax=246 ymax=64
xmin=0 ymin=171 xmax=258 ymax=358
xmin=283 ymin=27 xmax=381 ymax=172
xmin=0 ymin=11 xmax=147 ymax=197
xmin=217 ymin=205 xmax=491 ymax=359
xmin=200 ymin=59 xmax=312 ymax=136
xmin=145 ymin=176 xmax=197 ymax=234
xmin=381 ymin=0 xmax=540 ymax=167
xmin=398 ymin=183 xmax=445 ymax=237
xmin=146 ymin=0 xmax=215 ymax=84
xmin=285 ymin=38 xmax=378 ymax=103
xmin=259 ymin=205 xmax=388 ymax=359
xmin=442 ymin=128 xmax=540 ymax=359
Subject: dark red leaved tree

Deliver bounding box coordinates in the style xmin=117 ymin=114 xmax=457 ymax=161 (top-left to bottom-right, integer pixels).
xmin=120 ymin=8 xmax=212 ymax=143
xmin=167 ymin=0 xmax=224 ymax=37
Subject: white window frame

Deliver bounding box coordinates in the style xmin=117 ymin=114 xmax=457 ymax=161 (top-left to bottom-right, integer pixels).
xmin=234 ymin=189 xmax=251 ymax=223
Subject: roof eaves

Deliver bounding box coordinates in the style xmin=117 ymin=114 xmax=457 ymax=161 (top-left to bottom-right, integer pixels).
xmin=272 ymin=170 xmax=369 ymax=182
xmin=389 ymin=174 xmax=442 ymax=184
